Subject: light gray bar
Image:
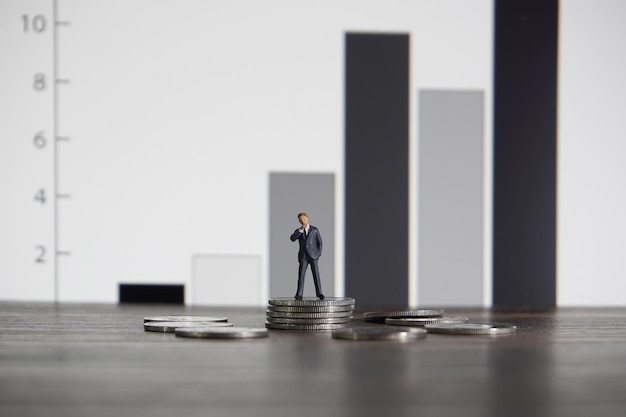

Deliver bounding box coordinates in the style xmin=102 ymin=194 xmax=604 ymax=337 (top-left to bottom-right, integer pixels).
xmin=270 ymin=173 xmax=335 ymax=299
xmin=418 ymin=90 xmax=484 ymax=306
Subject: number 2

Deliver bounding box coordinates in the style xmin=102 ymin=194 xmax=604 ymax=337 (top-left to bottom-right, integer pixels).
xmin=35 ymin=245 xmax=46 ymax=263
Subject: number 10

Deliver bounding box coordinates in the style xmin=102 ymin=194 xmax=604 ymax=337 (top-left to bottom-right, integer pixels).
xmin=22 ymin=15 xmax=47 ymax=33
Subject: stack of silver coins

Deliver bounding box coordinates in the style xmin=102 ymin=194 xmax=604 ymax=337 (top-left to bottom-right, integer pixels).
xmin=265 ymin=297 xmax=355 ymax=330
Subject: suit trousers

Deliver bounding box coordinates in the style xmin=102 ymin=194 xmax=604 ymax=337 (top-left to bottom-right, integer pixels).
xmin=296 ymin=255 xmax=323 ymax=298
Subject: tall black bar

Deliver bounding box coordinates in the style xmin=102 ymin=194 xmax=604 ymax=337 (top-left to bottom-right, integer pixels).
xmin=493 ymin=0 xmax=558 ymax=306
xmin=345 ymin=33 xmax=409 ymax=307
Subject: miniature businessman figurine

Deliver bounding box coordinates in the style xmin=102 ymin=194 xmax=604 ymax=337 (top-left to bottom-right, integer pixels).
xmin=290 ymin=212 xmax=325 ymax=300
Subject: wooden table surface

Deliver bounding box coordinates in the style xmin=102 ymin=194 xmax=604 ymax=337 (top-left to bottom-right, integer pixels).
xmin=1 ymin=302 xmax=625 ymax=417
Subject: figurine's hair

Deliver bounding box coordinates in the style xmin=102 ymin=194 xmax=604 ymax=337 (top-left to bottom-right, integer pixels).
xmin=297 ymin=212 xmax=308 ymax=219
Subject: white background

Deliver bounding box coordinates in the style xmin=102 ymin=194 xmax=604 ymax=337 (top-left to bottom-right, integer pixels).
xmin=558 ymin=0 xmax=626 ymax=305
xmin=5 ymin=0 xmax=622 ymax=306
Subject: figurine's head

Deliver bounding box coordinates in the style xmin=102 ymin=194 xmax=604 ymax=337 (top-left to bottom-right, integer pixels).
xmin=297 ymin=212 xmax=309 ymax=226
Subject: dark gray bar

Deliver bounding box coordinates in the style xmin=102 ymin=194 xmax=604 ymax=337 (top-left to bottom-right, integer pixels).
xmin=345 ymin=33 xmax=409 ymax=307
xmin=418 ymin=90 xmax=484 ymax=306
xmin=493 ymin=0 xmax=558 ymax=306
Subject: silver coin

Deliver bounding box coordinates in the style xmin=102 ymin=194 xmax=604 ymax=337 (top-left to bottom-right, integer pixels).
xmin=269 ymin=297 xmax=355 ymax=307
xmin=143 ymin=315 xmax=228 ymax=323
xmin=267 ymin=305 xmax=355 ymax=313
xmin=385 ymin=316 xmax=469 ymax=327
xmin=363 ymin=310 xmax=445 ymax=323
xmin=266 ymin=316 xmax=353 ymax=325
xmin=332 ymin=327 xmax=427 ymax=341
xmin=175 ymin=326 xmax=268 ymax=339
xmin=266 ymin=310 xmax=354 ymax=319
xmin=265 ymin=321 xmax=351 ymax=331
xmin=144 ymin=321 xmax=234 ymax=333
xmin=424 ymin=323 xmax=517 ymax=335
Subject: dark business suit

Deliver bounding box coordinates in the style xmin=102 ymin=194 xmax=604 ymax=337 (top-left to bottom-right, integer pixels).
xmin=290 ymin=225 xmax=323 ymax=298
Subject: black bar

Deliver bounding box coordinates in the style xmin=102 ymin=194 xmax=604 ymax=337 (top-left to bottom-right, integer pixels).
xmin=119 ymin=284 xmax=185 ymax=304
xmin=345 ymin=33 xmax=409 ymax=307
xmin=493 ymin=0 xmax=558 ymax=306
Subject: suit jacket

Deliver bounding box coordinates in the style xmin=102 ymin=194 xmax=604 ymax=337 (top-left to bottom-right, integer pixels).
xmin=290 ymin=225 xmax=323 ymax=261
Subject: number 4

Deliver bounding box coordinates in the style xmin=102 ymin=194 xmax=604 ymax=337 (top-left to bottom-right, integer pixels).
xmin=34 ymin=188 xmax=46 ymax=204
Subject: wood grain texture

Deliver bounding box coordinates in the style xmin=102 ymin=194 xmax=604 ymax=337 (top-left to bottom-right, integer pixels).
xmin=1 ymin=303 xmax=625 ymax=417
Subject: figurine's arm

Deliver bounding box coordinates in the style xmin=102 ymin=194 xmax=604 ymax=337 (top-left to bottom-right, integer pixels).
xmin=290 ymin=229 xmax=303 ymax=242
xmin=316 ymin=228 xmax=323 ymax=255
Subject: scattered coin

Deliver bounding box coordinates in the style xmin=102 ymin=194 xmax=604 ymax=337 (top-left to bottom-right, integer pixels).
xmin=385 ymin=316 xmax=469 ymax=327
xmin=265 ymin=322 xmax=351 ymax=331
xmin=267 ymin=316 xmax=353 ymax=325
xmin=143 ymin=315 xmax=228 ymax=323
xmin=363 ymin=310 xmax=445 ymax=323
xmin=332 ymin=327 xmax=427 ymax=341
xmin=266 ymin=310 xmax=354 ymax=319
xmin=176 ymin=327 xmax=269 ymax=339
xmin=144 ymin=321 xmax=233 ymax=333
xmin=425 ymin=323 xmax=517 ymax=335
xmin=268 ymin=297 xmax=355 ymax=307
